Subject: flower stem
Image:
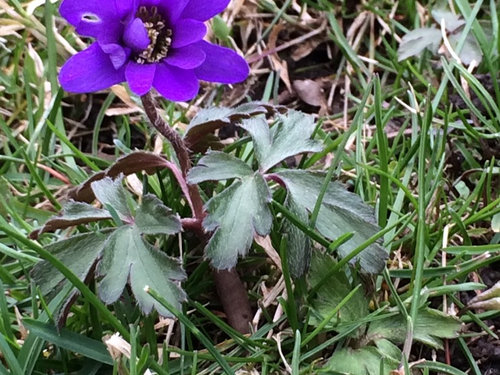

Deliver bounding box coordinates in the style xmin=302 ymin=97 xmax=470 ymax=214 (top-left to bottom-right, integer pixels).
xmin=141 ymin=92 xmax=252 ymax=333
xmin=141 ymin=92 xmax=191 ymax=176
xmin=214 ymin=269 xmax=253 ymax=334
xmin=141 ymin=92 xmax=204 ymax=219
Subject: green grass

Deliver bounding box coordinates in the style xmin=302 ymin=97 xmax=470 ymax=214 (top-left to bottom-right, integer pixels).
xmin=1 ymin=0 xmax=499 ymax=374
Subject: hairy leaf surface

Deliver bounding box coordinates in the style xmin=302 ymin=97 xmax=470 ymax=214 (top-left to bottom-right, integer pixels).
xmin=203 ymin=174 xmax=272 ymax=269
xmin=322 ymin=341 xmax=400 ymax=375
xmin=276 ymin=170 xmax=387 ymax=274
xmin=366 ymin=308 xmax=462 ymax=349
xmin=32 ymin=177 xmax=185 ymax=318
xmin=91 ymin=177 xmax=132 ymax=220
xmin=284 ymin=195 xmax=311 ymax=278
xmin=397 ymin=27 xmax=442 ymax=61
xmin=98 ymin=226 xmax=185 ymax=316
xmin=309 ymin=252 xmax=368 ymax=327
xmin=30 ymin=201 xmax=111 ymax=239
xmin=135 ymin=195 xmax=182 ymax=235
xmin=448 ymin=32 xmax=482 ymax=65
xmin=240 ymin=111 xmax=322 ymax=172
xmin=187 ymin=151 xmax=253 ymax=184
xmin=431 ymin=8 xmax=465 ymax=32
xmin=184 ymin=102 xmax=282 ymax=147
xmin=32 ymin=232 xmax=109 ymax=295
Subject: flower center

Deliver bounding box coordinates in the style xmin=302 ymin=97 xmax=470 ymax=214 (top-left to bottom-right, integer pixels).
xmin=135 ymin=6 xmax=172 ymax=64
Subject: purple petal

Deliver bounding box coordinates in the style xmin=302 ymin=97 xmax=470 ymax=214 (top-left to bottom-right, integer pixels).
xmin=60 ymin=0 xmax=115 ymax=27
xmin=181 ymin=0 xmax=230 ymax=21
xmin=157 ymin=0 xmax=190 ymax=24
xmin=124 ymin=18 xmax=150 ymax=51
xmin=153 ymin=64 xmax=199 ymax=101
xmin=139 ymin=0 xmax=160 ymax=6
xmin=99 ymin=43 xmax=131 ymax=69
xmin=194 ymin=41 xmax=249 ymax=84
xmin=115 ymin=0 xmax=137 ymax=18
xmin=60 ymin=0 xmax=121 ymax=41
xmin=171 ymin=18 xmax=206 ymax=48
xmin=126 ymin=62 xmax=156 ymax=95
xmin=59 ymin=43 xmax=125 ymax=93
xmin=165 ymin=45 xmax=206 ymax=69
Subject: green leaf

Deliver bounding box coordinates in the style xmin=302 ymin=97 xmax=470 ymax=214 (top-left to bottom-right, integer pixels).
xmin=184 ymin=102 xmax=283 ymax=147
xmin=187 ymin=151 xmax=253 ymax=184
xmin=31 ymin=232 xmax=109 ymax=295
xmin=212 ymin=15 xmax=230 ymax=41
xmin=203 ymin=174 xmax=272 ymax=269
xmin=91 ymin=176 xmax=132 ymax=220
xmin=431 ymin=8 xmax=465 ymax=32
xmin=366 ymin=308 xmax=462 ymax=349
xmin=276 ymin=170 xmax=387 ymax=274
xmin=397 ymin=27 xmax=442 ymax=61
xmin=284 ymin=195 xmax=311 ymax=279
xmin=492 ymin=212 xmax=500 ymax=232
xmin=321 ymin=345 xmax=399 ymax=375
xmin=309 ymin=253 xmax=369 ymax=327
xmin=33 ymin=176 xmax=185 ymax=318
xmin=374 ymin=338 xmax=402 ymax=363
xmin=22 ymin=319 xmax=113 ymax=365
xmin=135 ymin=194 xmax=182 ymax=235
xmin=98 ymin=226 xmax=186 ymax=317
xmin=448 ymin=32 xmax=482 ymax=65
xmin=30 ymin=201 xmax=111 ymax=239
xmin=240 ymin=111 xmax=322 ymax=172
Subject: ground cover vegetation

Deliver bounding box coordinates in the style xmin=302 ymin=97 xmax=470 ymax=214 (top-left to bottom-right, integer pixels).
xmin=0 ymin=0 xmax=499 ymax=374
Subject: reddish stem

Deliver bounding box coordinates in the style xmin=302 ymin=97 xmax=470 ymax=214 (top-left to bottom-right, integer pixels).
xmin=141 ymin=92 xmax=205 ymax=219
xmin=264 ymin=173 xmax=286 ymax=188
xmin=141 ymin=92 xmax=252 ymax=333
xmin=141 ymin=93 xmax=190 ymax=173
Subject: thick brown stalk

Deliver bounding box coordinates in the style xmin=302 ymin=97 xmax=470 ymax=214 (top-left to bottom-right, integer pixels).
xmin=214 ymin=269 xmax=252 ymax=334
xmin=141 ymin=92 xmax=252 ymax=333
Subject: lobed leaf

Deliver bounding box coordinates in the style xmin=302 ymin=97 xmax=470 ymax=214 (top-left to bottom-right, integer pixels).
xmin=448 ymin=32 xmax=482 ymax=65
xmin=30 ymin=201 xmax=111 ymax=239
xmin=240 ymin=110 xmax=322 ymax=172
xmin=284 ymin=195 xmax=311 ymax=279
xmin=31 ymin=231 xmax=109 ymax=296
xmin=135 ymin=194 xmax=182 ymax=235
xmin=91 ymin=176 xmax=132 ymax=220
xmin=431 ymin=8 xmax=465 ymax=32
xmin=187 ymin=151 xmax=254 ymax=184
xmin=184 ymin=102 xmax=284 ymax=147
xmin=366 ymin=308 xmax=462 ymax=349
xmin=321 ymin=343 xmax=400 ymax=375
xmin=309 ymin=252 xmax=369 ymax=327
xmin=203 ymin=174 xmax=272 ymax=269
xmin=397 ymin=27 xmax=442 ymax=61
xmin=276 ymin=170 xmax=387 ymax=274
xmin=98 ymin=226 xmax=186 ymax=316
xmin=33 ymin=176 xmax=185 ymax=318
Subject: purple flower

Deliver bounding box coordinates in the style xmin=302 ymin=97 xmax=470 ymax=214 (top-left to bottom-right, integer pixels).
xmin=58 ymin=0 xmax=249 ymax=101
